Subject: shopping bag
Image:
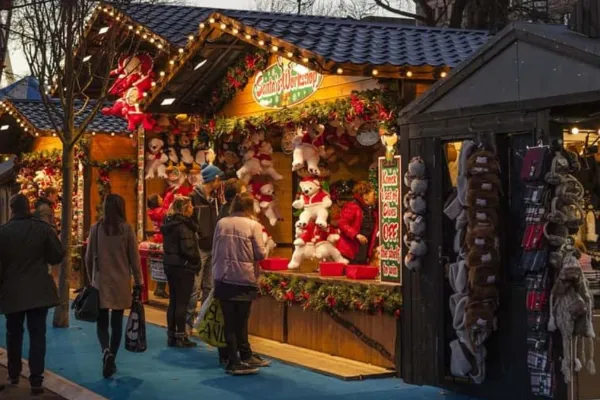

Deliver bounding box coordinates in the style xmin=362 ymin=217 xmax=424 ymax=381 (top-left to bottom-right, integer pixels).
xmin=193 ymin=288 xmax=214 ymax=329
xmin=71 ymin=286 xmax=99 ymax=322
xmin=195 ymin=296 xmax=226 ymax=347
xmin=125 ymin=299 xmax=147 ymax=353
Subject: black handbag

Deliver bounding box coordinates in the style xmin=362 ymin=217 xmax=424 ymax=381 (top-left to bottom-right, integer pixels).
xmin=72 ymin=225 xmax=100 ymax=322
xmin=125 ymin=288 xmax=147 ymax=353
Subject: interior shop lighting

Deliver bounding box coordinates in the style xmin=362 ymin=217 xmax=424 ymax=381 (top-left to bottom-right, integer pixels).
xmin=98 ymin=26 xmax=110 ymax=35
xmin=82 ymin=55 xmax=92 ymax=62
xmin=440 ymin=71 xmax=448 ymax=78
xmin=194 ymin=59 xmax=208 ymax=70
xmin=161 ymin=98 xmax=176 ymax=106
xmin=571 ymin=127 xmax=580 ymax=135
xmin=406 ymin=70 xmax=413 ymax=77
xmin=0 ymin=125 xmax=9 ymax=131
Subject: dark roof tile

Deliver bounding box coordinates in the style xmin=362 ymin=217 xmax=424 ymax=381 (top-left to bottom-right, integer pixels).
xmin=115 ymin=4 xmax=489 ymax=68
xmin=9 ymin=100 xmax=128 ymax=133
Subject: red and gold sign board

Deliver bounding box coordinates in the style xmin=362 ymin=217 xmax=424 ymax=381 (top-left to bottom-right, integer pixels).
xmin=378 ymin=156 xmax=402 ymax=284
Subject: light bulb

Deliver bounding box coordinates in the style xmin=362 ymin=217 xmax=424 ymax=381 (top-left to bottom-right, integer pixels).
xmin=571 ymin=127 xmax=580 ymax=135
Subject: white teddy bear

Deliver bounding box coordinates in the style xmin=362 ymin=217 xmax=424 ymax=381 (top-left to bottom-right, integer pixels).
xmin=292 ymin=177 xmax=332 ymax=229
xmin=292 ymin=126 xmax=325 ymax=176
xmin=262 ymin=226 xmax=277 ymax=258
xmin=254 ymin=140 xmax=283 ymax=181
xmin=145 ymin=138 xmax=168 ymax=179
xmin=313 ymin=225 xmax=349 ymax=264
xmin=236 ymin=137 xmax=261 ymax=183
xmin=288 ymin=221 xmax=316 ymax=269
xmin=250 ymin=181 xmax=280 ymax=226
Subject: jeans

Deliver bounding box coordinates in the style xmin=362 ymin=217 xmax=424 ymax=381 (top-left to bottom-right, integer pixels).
xmin=220 ymin=300 xmax=253 ymax=365
xmin=167 ymin=268 xmax=195 ymax=334
xmin=186 ymin=249 xmax=213 ymax=328
xmin=97 ymin=309 xmax=124 ymax=356
xmin=6 ymin=307 xmax=48 ymax=387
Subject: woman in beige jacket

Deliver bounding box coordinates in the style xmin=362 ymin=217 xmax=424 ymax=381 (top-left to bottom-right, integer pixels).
xmin=85 ymin=194 xmax=143 ymax=379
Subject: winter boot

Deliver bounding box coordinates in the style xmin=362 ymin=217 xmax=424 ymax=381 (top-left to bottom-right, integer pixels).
xmin=174 ymin=333 xmax=197 ymax=348
xmin=167 ymin=330 xmax=176 ymax=347
xmin=102 ymin=349 xmax=117 ymax=378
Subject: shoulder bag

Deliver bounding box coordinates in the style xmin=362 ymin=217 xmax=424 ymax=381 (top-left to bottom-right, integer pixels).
xmin=72 ymin=225 xmax=100 ymax=322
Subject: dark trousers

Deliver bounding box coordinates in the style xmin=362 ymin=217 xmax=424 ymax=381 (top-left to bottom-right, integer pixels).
xmin=166 ymin=268 xmax=195 ymax=334
xmin=220 ymin=300 xmax=252 ymax=364
xmin=6 ymin=307 xmax=48 ymax=387
xmin=97 ymin=309 xmax=124 ymax=356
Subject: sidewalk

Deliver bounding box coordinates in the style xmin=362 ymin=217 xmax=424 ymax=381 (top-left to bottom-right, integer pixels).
xmin=0 ymin=365 xmax=64 ymax=399
xmin=0 ymin=308 xmax=478 ymax=400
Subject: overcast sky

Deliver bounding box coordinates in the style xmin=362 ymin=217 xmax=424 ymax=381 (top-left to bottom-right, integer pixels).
xmin=5 ymin=0 xmax=410 ymax=85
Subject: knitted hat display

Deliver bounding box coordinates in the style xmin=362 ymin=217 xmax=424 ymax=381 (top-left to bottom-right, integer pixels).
xmin=545 ymin=151 xmax=571 ymax=185
xmin=407 ymin=156 xmax=426 ymax=178
xmin=403 ymin=155 xmax=428 ymax=272
xmin=410 ymin=178 xmax=428 ymax=195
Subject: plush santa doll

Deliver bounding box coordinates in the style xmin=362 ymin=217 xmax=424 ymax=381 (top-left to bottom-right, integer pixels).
xmin=108 ymin=53 xmax=154 ymax=97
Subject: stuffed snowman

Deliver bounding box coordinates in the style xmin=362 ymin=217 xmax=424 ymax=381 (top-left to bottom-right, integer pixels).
xmin=145 ymin=138 xmax=169 ymax=179
xmin=292 ymin=126 xmax=325 ymax=176
xmin=292 ymin=177 xmax=332 ymax=229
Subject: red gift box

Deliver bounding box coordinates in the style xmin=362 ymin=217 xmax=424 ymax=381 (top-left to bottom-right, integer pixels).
xmin=345 ymin=265 xmax=379 ymax=280
xmin=319 ymin=262 xmax=345 ymax=277
xmin=259 ymin=258 xmax=289 ymax=271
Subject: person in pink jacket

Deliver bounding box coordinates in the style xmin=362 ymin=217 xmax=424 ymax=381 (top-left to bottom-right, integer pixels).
xmin=212 ymin=192 xmax=271 ymax=375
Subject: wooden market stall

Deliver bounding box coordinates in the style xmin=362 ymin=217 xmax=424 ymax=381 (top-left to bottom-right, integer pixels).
xmin=397 ymin=19 xmax=600 ymax=400
xmin=0 ymin=98 xmax=137 ymax=286
xmin=77 ymin=1 xmax=490 ymax=378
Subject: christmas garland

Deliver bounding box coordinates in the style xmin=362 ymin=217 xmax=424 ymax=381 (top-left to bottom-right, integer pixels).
xmin=258 ymin=273 xmax=402 ymax=318
xmin=16 ymin=149 xmax=63 ymax=170
xmin=87 ymin=158 xmax=136 ymax=218
xmin=207 ymin=51 xmax=268 ymax=114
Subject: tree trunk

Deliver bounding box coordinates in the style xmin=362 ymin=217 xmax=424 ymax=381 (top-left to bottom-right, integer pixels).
xmin=53 ymin=144 xmax=74 ymax=328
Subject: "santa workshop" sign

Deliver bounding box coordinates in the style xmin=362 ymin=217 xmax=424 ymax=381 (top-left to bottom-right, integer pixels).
xmin=378 ymin=156 xmax=402 ymax=284
xmin=253 ymin=57 xmax=323 ymax=109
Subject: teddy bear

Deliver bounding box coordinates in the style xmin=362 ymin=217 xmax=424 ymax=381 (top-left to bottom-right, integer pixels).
xmin=313 ymin=224 xmax=349 ymax=264
xmin=164 ymin=133 xmax=179 ymax=165
xmin=292 ymin=177 xmax=332 ymax=229
xmin=145 ymin=137 xmax=169 ymax=179
xmin=237 ymin=136 xmax=262 ymax=183
xmin=108 ymin=54 xmax=152 ymax=97
xmin=292 ymin=126 xmax=325 ymax=176
xmin=262 ymin=226 xmax=277 ymax=258
xmin=250 ymin=180 xmax=280 ymax=226
xmin=253 ymin=140 xmax=283 ymax=181
xmin=194 ymin=133 xmax=211 ymax=165
xmin=289 ymin=221 xmax=316 ymax=269
xmin=178 ymin=133 xmax=194 ymax=165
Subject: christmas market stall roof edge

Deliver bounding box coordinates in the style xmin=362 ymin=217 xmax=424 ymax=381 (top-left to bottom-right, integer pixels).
xmin=110 ymin=2 xmax=490 ymax=67
xmin=4 ymin=99 xmax=129 ymax=134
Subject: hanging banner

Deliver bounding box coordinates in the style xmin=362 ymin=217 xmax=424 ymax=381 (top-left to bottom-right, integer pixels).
xmin=378 ymin=156 xmax=402 ymax=284
xmin=252 ymin=57 xmax=323 ymax=109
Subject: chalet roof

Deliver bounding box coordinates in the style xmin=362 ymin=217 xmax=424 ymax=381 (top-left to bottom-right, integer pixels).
xmin=0 ymin=77 xmax=41 ymax=101
xmin=114 ymin=3 xmax=490 ymax=68
xmin=7 ymin=100 xmax=128 ymax=133
xmin=398 ymin=22 xmax=600 ymax=122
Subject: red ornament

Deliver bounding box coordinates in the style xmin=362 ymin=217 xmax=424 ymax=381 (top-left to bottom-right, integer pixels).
xmin=394 ymin=309 xmax=401 ymax=319
xmin=245 ymin=54 xmax=257 ymax=70
xmin=354 ymin=301 xmax=362 ymax=310
xmin=285 ymin=290 xmax=295 ymax=302
xmin=280 ymin=281 xmax=288 ymax=289
xmin=302 ymin=291 xmax=310 ymax=301
xmin=326 ymin=295 xmax=336 ymax=308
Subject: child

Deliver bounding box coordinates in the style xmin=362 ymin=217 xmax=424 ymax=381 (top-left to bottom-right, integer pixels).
xmin=147 ymin=193 xmax=168 ymax=299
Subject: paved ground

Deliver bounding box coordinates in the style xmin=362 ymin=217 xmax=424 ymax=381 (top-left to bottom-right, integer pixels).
xmin=0 ymin=365 xmax=65 ymax=399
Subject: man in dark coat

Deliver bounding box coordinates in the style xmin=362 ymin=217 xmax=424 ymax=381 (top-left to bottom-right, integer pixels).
xmin=0 ymin=194 xmax=64 ymax=395
xmin=187 ymin=164 xmax=223 ymax=334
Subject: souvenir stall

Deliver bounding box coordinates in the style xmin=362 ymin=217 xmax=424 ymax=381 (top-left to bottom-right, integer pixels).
xmin=398 ymin=21 xmax=600 ymax=400
xmin=0 ymin=98 xmax=134 ymax=287
xmin=88 ymin=1 xmax=488 ymax=376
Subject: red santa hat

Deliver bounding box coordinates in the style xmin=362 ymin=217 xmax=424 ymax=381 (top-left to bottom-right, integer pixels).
xmin=301 ymin=176 xmax=321 ymax=186
xmin=249 ymin=180 xmax=264 ymax=195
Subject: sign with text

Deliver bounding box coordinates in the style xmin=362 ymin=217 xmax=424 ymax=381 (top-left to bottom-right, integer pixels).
xmin=252 ymin=57 xmax=323 ymax=109
xmin=378 ymin=156 xmax=402 ymax=284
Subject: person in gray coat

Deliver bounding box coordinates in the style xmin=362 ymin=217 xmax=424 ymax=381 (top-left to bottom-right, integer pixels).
xmin=85 ymin=194 xmax=143 ymax=379
xmin=0 ymin=194 xmax=64 ymax=395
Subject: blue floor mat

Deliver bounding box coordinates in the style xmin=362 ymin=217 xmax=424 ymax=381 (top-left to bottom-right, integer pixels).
xmin=0 ymin=308 xmax=476 ymax=400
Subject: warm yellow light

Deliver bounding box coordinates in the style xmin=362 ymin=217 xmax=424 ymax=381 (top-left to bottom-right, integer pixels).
xmin=258 ymin=40 xmax=265 ymax=46
xmin=245 ymin=34 xmax=252 ymax=40
xmin=151 ymin=82 xmax=157 ymax=87
xmin=158 ymin=44 xmax=164 ymax=49
xmin=303 ymin=57 xmax=309 ymax=63
xmin=52 ymin=133 xmax=56 ymax=137
xmin=287 ymin=51 xmax=293 ymax=58
xmin=129 ymin=134 xmax=134 ymax=138
xmin=209 ymin=18 xmax=215 ymax=23
xmin=142 ymin=34 xmax=148 ymax=39
xmin=109 ymin=12 xmax=114 ymax=17
xmin=128 ymin=25 xmax=133 ymax=30
xmin=35 ymin=132 xmax=39 ymax=137
xmin=440 ymin=71 xmax=447 ymax=78
xmin=92 ymin=132 xmax=97 ymax=136
xmin=272 ymin=45 xmax=278 ymax=52
xmin=136 ymin=29 xmax=141 ymax=35
xmin=232 ymin=28 xmax=239 ymax=34
xmin=150 ymin=38 xmax=155 ymax=43
xmin=406 ymin=71 xmax=413 ymax=77
xmin=372 ymin=69 xmax=379 ymax=76
xmin=160 ymin=71 xmax=166 ymax=77
xmin=220 ymin=23 xmax=227 ymax=30
xmin=200 ymin=23 xmax=206 ymax=29
xmin=337 ymin=67 xmax=343 ymax=74
xmin=169 ymin=60 xmax=175 ymax=65
xmin=116 ymin=16 xmax=121 ymax=21
xmin=178 ymin=48 xmax=184 ymax=54
xmin=571 ymin=127 xmax=580 ymax=135
xmin=111 ymin=132 xmax=115 ymax=136
xmin=188 ymin=35 xmax=194 ymax=41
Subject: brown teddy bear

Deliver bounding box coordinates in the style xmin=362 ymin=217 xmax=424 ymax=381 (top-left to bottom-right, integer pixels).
xmin=468 ymin=264 xmax=499 ymax=288
xmin=467 ymin=208 xmax=498 ymax=229
xmin=468 ymin=173 xmax=501 ymax=192
xmin=466 ymin=150 xmax=500 ymax=175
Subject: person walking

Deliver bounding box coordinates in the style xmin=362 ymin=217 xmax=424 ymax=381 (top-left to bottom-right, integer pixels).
xmin=161 ymin=196 xmax=200 ymax=348
xmin=85 ymin=194 xmax=143 ymax=379
xmin=33 ymin=187 xmax=58 ymax=227
xmin=213 ymin=192 xmax=271 ymax=375
xmin=0 ymin=194 xmax=64 ymax=395
xmin=187 ymin=164 xmax=224 ymax=334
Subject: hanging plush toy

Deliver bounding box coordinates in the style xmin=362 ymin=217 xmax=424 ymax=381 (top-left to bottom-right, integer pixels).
xmin=108 ymin=54 xmax=153 ymax=97
xmin=178 ymin=133 xmax=194 ymax=165
xmin=250 ymin=180 xmax=280 ymax=226
xmin=292 ymin=125 xmax=325 ymax=176
xmin=292 ymin=176 xmax=332 ymax=229
xmin=194 ymin=133 xmax=211 ymax=165
xmin=253 ymin=140 xmax=283 ymax=181
xmin=262 ymin=226 xmax=277 ymax=258
xmin=237 ymin=136 xmax=262 ymax=183
xmin=145 ymin=138 xmax=168 ymax=179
